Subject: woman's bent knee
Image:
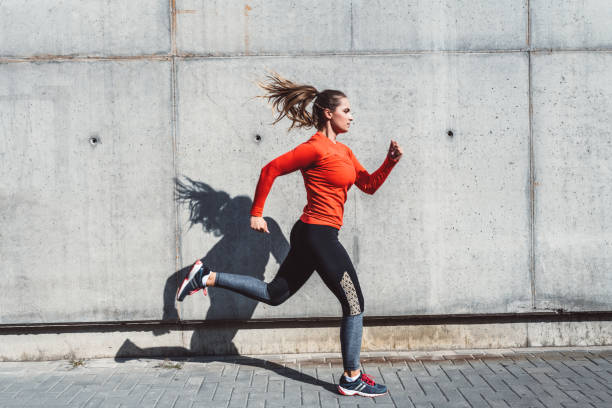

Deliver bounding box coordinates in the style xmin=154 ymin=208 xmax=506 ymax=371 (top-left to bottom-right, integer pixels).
xmin=267 ymin=297 xmax=285 ymax=306
xmin=266 ymin=286 xmax=290 ymax=306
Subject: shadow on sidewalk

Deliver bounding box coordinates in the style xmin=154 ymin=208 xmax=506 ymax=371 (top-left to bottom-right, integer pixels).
xmin=114 ymin=178 xmax=335 ymax=392
xmin=114 ymin=339 xmax=336 ymax=393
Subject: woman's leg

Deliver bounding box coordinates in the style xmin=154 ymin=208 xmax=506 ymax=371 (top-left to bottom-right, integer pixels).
xmin=301 ymin=224 xmax=365 ymax=374
xmin=302 ymin=224 xmax=387 ymax=396
xmin=211 ymin=220 xmax=316 ymax=306
xmin=340 ymin=312 xmax=363 ymax=374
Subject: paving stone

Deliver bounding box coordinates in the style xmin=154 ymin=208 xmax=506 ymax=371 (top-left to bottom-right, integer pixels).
xmin=228 ymin=399 xmax=248 ymax=408
xmin=83 ymin=397 xmax=104 ymax=408
xmin=388 ymin=395 xmax=416 ymax=407
xmin=412 ymin=403 xmax=434 ymax=408
xmin=301 ymin=389 xmax=320 ymax=405
xmin=437 ymin=382 xmax=471 ymax=404
xmin=67 ymin=389 xmax=98 ymax=406
xmin=140 ymin=387 xmax=164 ymax=405
xmin=432 ymin=402 xmax=471 ymax=408
xmin=505 ymin=398 xmax=546 ymax=407
xmin=480 ymin=397 xmax=512 ymax=408
xmin=394 ymin=373 xmax=427 ymax=398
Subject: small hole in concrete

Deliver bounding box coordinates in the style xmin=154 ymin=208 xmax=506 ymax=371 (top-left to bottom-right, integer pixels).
xmin=255 ymin=134 xmax=262 ymax=142
xmin=447 ymin=130 xmax=454 ymax=137
xmin=89 ymin=136 xmax=99 ymax=145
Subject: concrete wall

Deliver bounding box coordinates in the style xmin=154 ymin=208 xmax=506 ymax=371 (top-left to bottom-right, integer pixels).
xmin=1 ymin=0 xmax=611 ymax=354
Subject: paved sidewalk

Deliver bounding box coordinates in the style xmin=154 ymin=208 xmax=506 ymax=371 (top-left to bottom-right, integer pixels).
xmin=1 ymin=346 xmax=611 ymax=407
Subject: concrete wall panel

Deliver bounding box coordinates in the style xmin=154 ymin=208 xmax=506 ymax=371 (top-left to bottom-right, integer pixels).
xmin=352 ymin=0 xmax=528 ymax=52
xmin=531 ymin=0 xmax=612 ymax=50
xmin=351 ymin=53 xmax=532 ymax=316
xmin=176 ymin=0 xmax=351 ymax=55
xmin=0 ymin=0 xmax=170 ymax=57
xmin=532 ymin=53 xmax=612 ymax=311
xmin=176 ymin=0 xmax=527 ymax=55
xmin=0 ymin=61 xmax=175 ymax=323
xmin=175 ymin=53 xmax=531 ymax=320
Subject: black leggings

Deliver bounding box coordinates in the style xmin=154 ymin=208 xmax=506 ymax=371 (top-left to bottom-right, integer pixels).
xmin=216 ymin=220 xmax=364 ymax=316
xmin=214 ymin=220 xmax=365 ymax=371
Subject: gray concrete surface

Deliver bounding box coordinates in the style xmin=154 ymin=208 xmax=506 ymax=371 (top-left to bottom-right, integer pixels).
xmin=532 ymin=52 xmax=612 ymax=312
xmin=1 ymin=0 xmax=612 ymax=357
xmin=1 ymin=346 xmax=611 ymax=407
xmin=531 ymin=0 xmax=612 ymax=50
xmin=0 ymin=0 xmax=171 ymax=57
xmin=0 ymin=60 xmax=176 ymax=323
xmin=351 ymin=0 xmax=527 ymax=52
xmin=176 ymin=0 xmax=352 ymax=55
xmin=176 ymin=0 xmax=527 ymax=55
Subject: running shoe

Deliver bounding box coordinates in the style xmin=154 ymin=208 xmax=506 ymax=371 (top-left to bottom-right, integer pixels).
xmin=337 ymin=372 xmax=388 ymax=397
xmin=176 ymin=260 xmax=210 ymax=301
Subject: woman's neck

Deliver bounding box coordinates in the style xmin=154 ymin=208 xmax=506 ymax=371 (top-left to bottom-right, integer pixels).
xmin=319 ymin=124 xmax=338 ymax=144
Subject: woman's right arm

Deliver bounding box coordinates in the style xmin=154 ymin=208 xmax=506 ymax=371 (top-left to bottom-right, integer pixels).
xmin=250 ymin=142 xmax=318 ymax=232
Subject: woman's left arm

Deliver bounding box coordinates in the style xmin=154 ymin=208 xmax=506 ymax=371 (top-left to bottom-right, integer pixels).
xmin=350 ymin=140 xmax=403 ymax=195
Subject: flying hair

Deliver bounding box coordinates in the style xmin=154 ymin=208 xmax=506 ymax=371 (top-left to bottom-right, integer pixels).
xmin=258 ymin=71 xmax=346 ymax=131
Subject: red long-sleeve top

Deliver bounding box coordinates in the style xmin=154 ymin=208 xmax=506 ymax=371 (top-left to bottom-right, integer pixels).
xmin=251 ymin=132 xmax=397 ymax=229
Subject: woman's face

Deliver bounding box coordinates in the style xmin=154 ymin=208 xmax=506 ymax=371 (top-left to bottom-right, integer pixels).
xmin=328 ymin=97 xmax=353 ymax=134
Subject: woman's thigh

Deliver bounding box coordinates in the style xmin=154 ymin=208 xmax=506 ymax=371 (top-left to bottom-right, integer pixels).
xmin=305 ymin=225 xmax=364 ymax=316
xmin=266 ymin=221 xmax=316 ymax=304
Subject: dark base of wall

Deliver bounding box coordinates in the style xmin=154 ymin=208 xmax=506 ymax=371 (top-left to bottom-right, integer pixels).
xmin=1 ymin=310 xmax=611 ymax=335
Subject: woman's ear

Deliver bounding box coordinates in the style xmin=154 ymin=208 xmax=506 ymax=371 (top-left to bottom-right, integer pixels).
xmin=323 ymin=108 xmax=333 ymax=120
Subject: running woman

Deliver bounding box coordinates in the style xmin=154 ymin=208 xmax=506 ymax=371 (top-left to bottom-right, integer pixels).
xmin=177 ymin=72 xmax=403 ymax=397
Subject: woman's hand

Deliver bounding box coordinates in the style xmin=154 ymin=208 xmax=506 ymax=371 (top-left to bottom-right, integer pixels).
xmin=250 ymin=216 xmax=270 ymax=233
xmin=388 ymin=140 xmax=403 ymax=162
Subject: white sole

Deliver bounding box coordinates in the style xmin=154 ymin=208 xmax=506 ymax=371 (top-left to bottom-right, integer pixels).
xmin=176 ymin=261 xmax=202 ymax=301
xmin=337 ymin=385 xmax=386 ymax=397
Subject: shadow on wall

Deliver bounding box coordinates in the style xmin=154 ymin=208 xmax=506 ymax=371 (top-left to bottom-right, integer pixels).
xmin=124 ymin=177 xmax=289 ymax=353
xmin=112 ymin=178 xmax=334 ymax=389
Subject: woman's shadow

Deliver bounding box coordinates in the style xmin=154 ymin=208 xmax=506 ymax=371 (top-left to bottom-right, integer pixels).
xmin=115 ymin=177 xmax=337 ymax=392
xmin=170 ymin=176 xmax=290 ymax=353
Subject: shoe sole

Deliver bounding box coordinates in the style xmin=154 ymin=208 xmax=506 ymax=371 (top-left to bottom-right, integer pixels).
xmin=176 ymin=260 xmax=203 ymax=301
xmin=337 ymin=385 xmax=387 ymax=397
